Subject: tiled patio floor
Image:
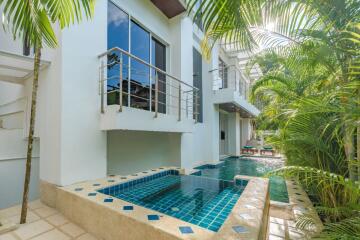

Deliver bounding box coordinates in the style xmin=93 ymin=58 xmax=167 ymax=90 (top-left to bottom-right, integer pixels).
xmin=0 ymin=200 xmax=98 ymax=240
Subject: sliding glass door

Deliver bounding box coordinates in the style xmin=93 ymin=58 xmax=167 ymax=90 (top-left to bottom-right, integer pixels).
xmin=107 ymin=1 xmax=167 ymax=112
xmin=107 ymin=1 xmax=129 ymax=106
xmin=130 ymin=21 xmax=150 ymax=110
xmin=151 ymin=38 xmax=166 ymax=114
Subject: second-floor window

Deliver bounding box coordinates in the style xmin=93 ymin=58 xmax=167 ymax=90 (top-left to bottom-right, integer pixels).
xmin=218 ymin=58 xmax=228 ymax=89
xmin=193 ymin=48 xmax=203 ymax=123
xmin=107 ymin=1 xmax=167 ymax=113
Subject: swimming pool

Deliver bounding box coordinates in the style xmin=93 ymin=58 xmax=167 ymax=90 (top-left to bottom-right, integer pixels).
xmin=194 ymin=157 xmax=289 ymax=203
xmin=98 ymin=170 xmax=247 ymax=232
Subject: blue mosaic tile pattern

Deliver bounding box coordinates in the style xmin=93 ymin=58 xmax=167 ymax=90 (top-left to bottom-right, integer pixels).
xmin=179 ymin=226 xmax=194 ymax=234
xmin=123 ymin=205 xmax=133 ymax=211
xmin=147 ymin=215 xmax=160 ymax=221
xmin=98 ymin=170 xmax=246 ymax=232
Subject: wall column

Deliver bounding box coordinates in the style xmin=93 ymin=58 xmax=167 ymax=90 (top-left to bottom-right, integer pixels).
xmin=228 ymin=112 xmax=240 ymax=156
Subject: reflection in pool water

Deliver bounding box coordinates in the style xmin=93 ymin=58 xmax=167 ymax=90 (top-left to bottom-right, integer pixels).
xmin=196 ymin=157 xmax=289 ymax=203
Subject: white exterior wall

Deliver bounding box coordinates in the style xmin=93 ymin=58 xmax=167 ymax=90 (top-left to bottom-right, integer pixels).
xmin=228 ymin=112 xmax=241 ymax=155
xmin=107 ymin=131 xmax=181 ymax=175
xmin=0 ymin=0 xmax=258 ymax=208
xmin=241 ymin=118 xmax=252 ymax=147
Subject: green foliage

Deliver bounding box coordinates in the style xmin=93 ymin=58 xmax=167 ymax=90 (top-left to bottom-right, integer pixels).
xmin=0 ymin=0 xmax=95 ymax=48
xmin=187 ymin=0 xmax=360 ymax=237
xmin=269 ymin=166 xmax=360 ymax=238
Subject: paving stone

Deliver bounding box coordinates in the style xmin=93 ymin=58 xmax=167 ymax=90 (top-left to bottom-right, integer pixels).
xmin=76 ymin=233 xmax=99 ymax=240
xmin=60 ymin=223 xmax=85 ymax=238
xmin=46 ymin=214 xmax=68 ymax=227
xmin=269 ymin=222 xmax=286 ymax=238
xmin=34 ymin=206 xmax=58 ymax=218
xmin=14 ymin=220 xmax=53 ymax=239
xmin=30 ymin=229 xmax=70 ymax=240
xmin=0 ymin=233 xmax=17 ymax=240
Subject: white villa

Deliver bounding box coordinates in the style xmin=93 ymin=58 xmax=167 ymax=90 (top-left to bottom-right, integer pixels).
xmin=0 ymin=1 xmax=327 ymax=240
xmin=0 ymin=0 xmax=260 ymax=209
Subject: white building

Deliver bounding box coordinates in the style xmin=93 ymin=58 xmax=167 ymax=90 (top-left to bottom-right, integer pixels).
xmin=0 ymin=0 xmax=259 ymax=209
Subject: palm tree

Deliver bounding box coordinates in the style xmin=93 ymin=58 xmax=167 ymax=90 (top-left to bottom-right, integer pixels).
xmin=188 ymin=0 xmax=360 ymax=180
xmin=0 ymin=0 xmax=95 ymax=224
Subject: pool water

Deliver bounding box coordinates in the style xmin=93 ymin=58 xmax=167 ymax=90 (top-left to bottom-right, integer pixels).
xmin=196 ymin=157 xmax=289 ymax=203
xmin=99 ymin=171 xmax=247 ymax=232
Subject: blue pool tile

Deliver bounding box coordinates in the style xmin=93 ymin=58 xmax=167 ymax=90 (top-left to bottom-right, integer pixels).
xmin=88 ymin=193 xmax=97 ymax=196
xmin=232 ymin=226 xmax=249 ymax=233
xmin=123 ymin=206 xmax=133 ymax=211
xmin=179 ymin=226 xmax=193 ymax=234
xmin=104 ymin=198 xmax=113 ymax=203
xmin=74 ymin=188 xmax=83 ymax=191
xmin=209 ymin=225 xmax=219 ymax=231
xmin=147 ymin=215 xmax=160 ymax=221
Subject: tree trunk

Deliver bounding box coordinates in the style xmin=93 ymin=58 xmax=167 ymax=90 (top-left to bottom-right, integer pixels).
xmin=20 ymin=45 xmax=42 ymax=224
xmin=344 ymin=124 xmax=356 ymax=181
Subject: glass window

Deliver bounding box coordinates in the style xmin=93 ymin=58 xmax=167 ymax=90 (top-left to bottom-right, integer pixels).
xmin=130 ymin=20 xmax=150 ymax=110
xmin=151 ymin=38 xmax=166 ymax=114
xmin=218 ymin=58 xmax=228 ymax=89
xmin=106 ymin=1 xmax=167 ymax=113
xmin=107 ymin=1 xmax=129 ymax=105
xmin=193 ymin=48 xmax=203 ymax=123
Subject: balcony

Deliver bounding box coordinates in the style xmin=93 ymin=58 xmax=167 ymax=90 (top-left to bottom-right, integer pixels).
xmin=98 ymin=47 xmax=200 ymax=133
xmin=213 ymin=66 xmax=260 ymax=118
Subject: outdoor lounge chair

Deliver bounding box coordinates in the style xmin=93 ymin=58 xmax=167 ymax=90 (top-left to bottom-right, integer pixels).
xmin=241 ymin=146 xmax=258 ymax=155
xmin=260 ymin=146 xmax=275 ymax=156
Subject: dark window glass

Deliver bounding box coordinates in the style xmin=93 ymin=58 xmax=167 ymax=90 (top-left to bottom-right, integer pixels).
xmin=193 ymin=48 xmax=203 ymax=123
xmin=23 ymin=33 xmax=30 ymax=56
xmin=130 ymin=20 xmax=150 ymax=110
xmin=107 ymin=1 xmax=129 ymax=105
xmin=219 ymin=58 xmax=228 ymax=89
xmin=151 ymin=38 xmax=166 ymax=114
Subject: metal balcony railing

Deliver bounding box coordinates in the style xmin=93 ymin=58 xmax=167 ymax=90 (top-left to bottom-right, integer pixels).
xmin=98 ymin=47 xmax=200 ymax=122
xmin=213 ymin=65 xmax=250 ymax=100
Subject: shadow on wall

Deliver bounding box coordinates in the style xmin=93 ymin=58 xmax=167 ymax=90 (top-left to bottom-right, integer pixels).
xmin=0 ymin=157 xmax=40 ymax=209
xmin=107 ymin=130 xmax=181 ymax=175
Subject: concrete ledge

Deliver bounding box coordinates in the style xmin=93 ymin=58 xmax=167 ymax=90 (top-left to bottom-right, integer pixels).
xmin=39 ymin=180 xmax=58 ymax=208
xmin=39 ymin=167 xmax=270 ymax=240
xmin=215 ymin=175 xmax=270 ymax=240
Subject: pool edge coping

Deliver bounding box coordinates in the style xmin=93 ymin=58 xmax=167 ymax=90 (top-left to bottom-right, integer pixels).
xmin=40 ymin=167 xmax=271 ymax=240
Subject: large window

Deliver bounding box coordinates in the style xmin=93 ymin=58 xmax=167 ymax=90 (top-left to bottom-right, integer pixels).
xmin=193 ymin=48 xmax=203 ymax=123
xmin=130 ymin=21 xmax=150 ymax=110
xmin=218 ymin=58 xmax=228 ymax=89
xmin=107 ymin=1 xmax=167 ymax=111
xmin=151 ymin=38 xmax=167 ymax=114
xmin=107 ymin=1 xmax=129 ymax=106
